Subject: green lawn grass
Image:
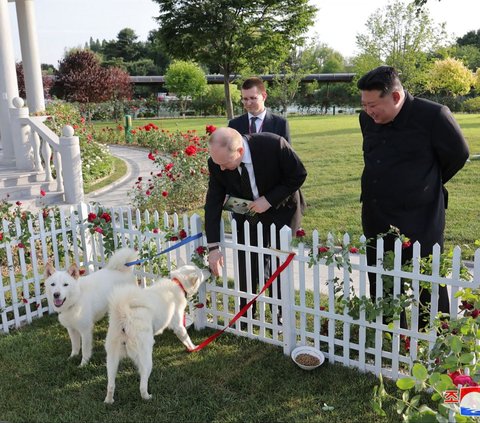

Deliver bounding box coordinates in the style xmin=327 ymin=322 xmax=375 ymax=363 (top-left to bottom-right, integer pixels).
xmin=96 ymin=113 xmax=479 ymax=253
xmin=0 ymin=314 xmax=398 ymax=423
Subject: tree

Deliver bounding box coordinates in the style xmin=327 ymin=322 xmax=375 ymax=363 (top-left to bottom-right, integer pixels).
xmin=354 ymin=0 xmax=448 ymax=93
xmin=457 ymin=29 xmax=480 ymax=48
xmin=164 ymin=60 xmax=207 ymax=115
xmin=152 ymin=0 xmax=317 ymax=119
xmin=268 ymin=48 xmax=314 ymax=116
xmin=53 ymin=50 xmax=132 ymax=118
xmin=425 ymin=57 xmax=474 ymax=97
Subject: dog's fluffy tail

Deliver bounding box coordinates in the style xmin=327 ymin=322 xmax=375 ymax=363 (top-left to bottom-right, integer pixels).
xmin=105 ymin=248 xmax=138 ymax=273
xmin=107 ymin=286 xmax=154 ymax=354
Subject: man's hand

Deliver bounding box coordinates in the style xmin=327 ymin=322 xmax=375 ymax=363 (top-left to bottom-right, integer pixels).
xmin=208 ymin=249 xmax=224 ymax=277
xmin=248 ymin=196 xmax=271 ymax=214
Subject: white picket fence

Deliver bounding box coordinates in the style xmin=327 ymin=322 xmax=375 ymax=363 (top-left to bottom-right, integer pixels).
xmin=1 ymin=203 xmax=480 ymax=381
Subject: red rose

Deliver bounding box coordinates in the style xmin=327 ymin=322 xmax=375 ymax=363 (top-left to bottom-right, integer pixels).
xmin=471 ymin=309 xmax=480 ymax=319
xmin=100 ymin=212 xmax=111 ymax=223
xmin=0 ymin=233 xmax=3 ymax=241
xmin=206 ymin=125 xmax=217 ymax=135
xmin=196 ymin=246 xmax=206 ymax=255
xmin=349 ymin=246 xmax=359 ymax=254
xmin=170 ymin=236 xmax=179 ymax=241
xmin=185 ymin=145 xmax=197 ymax=156
xmin=87 ymin=213 xmax=97 ymax=222
xmin=79 ymin=269 xmax=86 ymax=276
xmin=146 ymin=190 xmax=151 ymax=196
xmin=94 ymin=227 xmax=104 ymax=235
xmin=153 ymin=228 xmax=159 ymax=234
xmin=165 ymin=163 xmax=174 ymax=171
xmin=295 ymin=228 xmax=306 ymax=237
xmin=148 ymin=152 xmax=156 ymax=161
xmin=453 ymin=375 xmax=478 ymax=387
xmin=40 ymin=189 xmax=46 ymax=197
xmin=162 ymin=191 xmax=168 ymax=197
xmin=179 ymin=229 xmax=187 ymax=239
xmin=461 ymin=300 xmax=474 ymax=310
xmin=402 ymin=240 xmax=412 ymax=249
xmin=318 ymin=246 xmax=329 ymax=253
xmin=18 ymin=242 xmax=25 ymax=249
xmin=16 ymin=201 xmax=22 ymax=206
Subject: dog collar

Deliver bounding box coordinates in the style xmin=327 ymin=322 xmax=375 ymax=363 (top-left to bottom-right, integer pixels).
xmin=172 ymin=277 xmax=188 ymax=297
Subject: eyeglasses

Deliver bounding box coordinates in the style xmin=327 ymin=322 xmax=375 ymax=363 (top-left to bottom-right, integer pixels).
xmin=241 ymin=95 xmax=262 ymax=103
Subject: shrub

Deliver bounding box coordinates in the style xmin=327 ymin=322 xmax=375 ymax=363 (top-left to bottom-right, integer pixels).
xmin=44 ymin=101 xmax=114 ymax=184
xmin=463 ymin=96 xmax=480 ymax=113
xmin=129 ymin=125 xmax=216 ymax=213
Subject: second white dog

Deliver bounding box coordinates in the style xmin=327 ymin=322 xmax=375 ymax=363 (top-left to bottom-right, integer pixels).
xmin=44 ymin=247 xmax=138 ymax=366
xmin=104 ymin=264 xmax=210 ymax=404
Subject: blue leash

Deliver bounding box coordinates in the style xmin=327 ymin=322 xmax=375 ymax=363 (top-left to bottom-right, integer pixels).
xmin=125 ymin=232 xmax=203 ymax=266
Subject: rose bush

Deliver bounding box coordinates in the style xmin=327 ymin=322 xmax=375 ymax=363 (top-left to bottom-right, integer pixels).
xmin=44 ymin=101 xmax=114 ymax=184
xmin=129 ymin=126 xmax=214 ymax=213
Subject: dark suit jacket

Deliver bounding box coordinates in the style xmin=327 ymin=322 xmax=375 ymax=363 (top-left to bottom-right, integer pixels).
xmin=359 ymin=91 xmax=469 ymax=254
xmin=204 ymin=133 xmax=307 ymax=243
xmin=228 ymin=110 xmax=291 ymax=144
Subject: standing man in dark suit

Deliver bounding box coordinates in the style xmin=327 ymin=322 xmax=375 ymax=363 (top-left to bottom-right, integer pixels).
xmin=204 ymin=127 xmax=307 ymax=326
xmin=228 ymin=77 xmax=291 ymax=143
xmin=357 ymin=66 xmax=470 ymax=329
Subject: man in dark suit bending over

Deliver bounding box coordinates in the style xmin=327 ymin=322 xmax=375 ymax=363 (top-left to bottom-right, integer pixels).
xmin=357 ymin=65 xmax=470 ymax=329
xmin=204 ymin=127 xmax=306 ymax=326
xmin=228 ymin=77 xmax=290 ymax=143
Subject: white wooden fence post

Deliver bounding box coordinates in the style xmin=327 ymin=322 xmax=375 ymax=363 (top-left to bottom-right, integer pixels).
xmin=191 ymin=213 xmax=207 ymax=330
xmin=279 ymin=224 xmax=296 ymax=356
xmin=9 ymin=97 xmax=35 ymax=170
xmin=59 ymin=125 xmax=84 ymax=204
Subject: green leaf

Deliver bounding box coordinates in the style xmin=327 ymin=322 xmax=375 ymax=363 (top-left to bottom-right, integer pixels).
xmin=412 ymin=363 xmax=428 ymax=381
xmin=371 ymin=399 xmax=386 ymax=417
xmin=396 ymin=400 xmax=405 ymax=415
xmin=459 ymin=352 xmax=475 ymax=364
xmin=396 ymin=377 xmax=416 ymax=390
xmin=450 ymin=336 xmax=463 ymax=353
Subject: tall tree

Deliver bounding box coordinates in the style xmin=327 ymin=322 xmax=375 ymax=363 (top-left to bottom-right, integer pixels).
xmin=152 ymin=0 xmax=317 ymax=119
xmin=354 ymin=0 xmax=448 ymax=93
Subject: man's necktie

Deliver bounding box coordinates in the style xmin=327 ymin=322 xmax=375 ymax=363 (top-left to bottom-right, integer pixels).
xmin=249 ymin=117 xmax=257 ymax=134
xmin=239 ymin=162 xmax=254 ymax=201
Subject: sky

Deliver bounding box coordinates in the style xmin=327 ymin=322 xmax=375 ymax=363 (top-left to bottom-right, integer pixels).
xmin=7 ymin=0 xmax=480 ymax=67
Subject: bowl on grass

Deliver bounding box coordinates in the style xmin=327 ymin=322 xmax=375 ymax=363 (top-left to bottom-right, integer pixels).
xmin=291 ymin=346 xmax=325 ymax=370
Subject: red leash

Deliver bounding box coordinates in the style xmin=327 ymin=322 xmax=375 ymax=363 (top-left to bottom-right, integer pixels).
xmin=189 ymin=252 xmax=296 ymax=352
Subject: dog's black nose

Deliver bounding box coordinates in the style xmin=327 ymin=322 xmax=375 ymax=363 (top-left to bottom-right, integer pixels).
xmin=53 ymin=292 xmax=60 ymax=298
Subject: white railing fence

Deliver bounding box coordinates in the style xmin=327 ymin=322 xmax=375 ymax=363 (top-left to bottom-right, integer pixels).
xmin=1 ymin=203 xmax=479 ymax=381
xmin=9 ymin=97 xmax=84 ymax=204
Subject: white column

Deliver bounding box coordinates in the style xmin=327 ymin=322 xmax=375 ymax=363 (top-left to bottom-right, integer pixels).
xmin=15 ymin=0 xmax=45 ymax=113
xmin=0 ymin=0 xmax=20 ymax=165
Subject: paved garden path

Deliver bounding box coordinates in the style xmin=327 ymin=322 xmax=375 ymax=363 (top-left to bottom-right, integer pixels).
xmin=85 ymin=145 xmax=152 ymax=208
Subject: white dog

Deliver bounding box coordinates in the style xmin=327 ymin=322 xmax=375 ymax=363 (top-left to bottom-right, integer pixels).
xmin=104 ymin=264 xmax=210 ymax=404
xmin=44 ymin=247 xmax=138 ymax=366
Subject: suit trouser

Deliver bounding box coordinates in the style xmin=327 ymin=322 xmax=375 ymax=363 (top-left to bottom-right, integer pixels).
xmin=234 ymin=216 xmax=282 ymax=320
xmin=362 ymin=201 xmax=450 ymax=330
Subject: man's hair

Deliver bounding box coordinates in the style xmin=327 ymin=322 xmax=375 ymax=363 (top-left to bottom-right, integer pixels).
xmin=357 ymin=66 xmax=403 ymax=96
xmin=209 ymin=127 xmax=243 ymax=152
xmin=242 ymin=77 xmax=266 ymax=93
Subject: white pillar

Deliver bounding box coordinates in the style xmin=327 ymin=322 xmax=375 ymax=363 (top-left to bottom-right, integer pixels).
xmin=59 ymin=125 xmax=84 ymax=204
xmin=9 ymin=97 xmax=35 ymax=170
xmin=0 ymin=0 xmax=20 ymax=165
xmin=15 ymin=0 xmax=45 ymax=113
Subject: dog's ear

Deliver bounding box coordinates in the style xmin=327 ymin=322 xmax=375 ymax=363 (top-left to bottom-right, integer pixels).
xmin=45 ymin=262 xmax=55 ymax=278
xmin=67 ymin=264 xmax=80 ymax=280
